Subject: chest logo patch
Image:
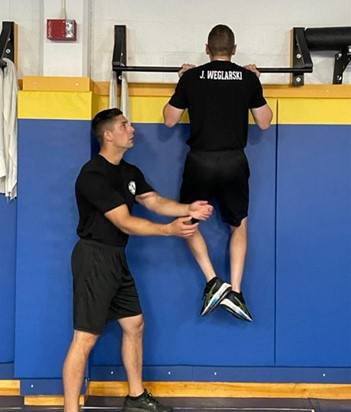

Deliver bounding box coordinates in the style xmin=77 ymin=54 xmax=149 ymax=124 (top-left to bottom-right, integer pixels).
xmin=128 ymin=181 xmax=136 ymax=195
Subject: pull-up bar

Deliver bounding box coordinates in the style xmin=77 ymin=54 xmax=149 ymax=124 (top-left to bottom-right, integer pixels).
xmin=112 ymin=65 xmax=311 ymax=74
xmin=113 ymin=25 xmax=351 ymax=86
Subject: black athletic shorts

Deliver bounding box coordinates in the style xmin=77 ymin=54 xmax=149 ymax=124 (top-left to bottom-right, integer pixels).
xmin=71 ymin=239 xmax=142 ymax=334
xmin=180 ymin=149 xmax=250 ymax=227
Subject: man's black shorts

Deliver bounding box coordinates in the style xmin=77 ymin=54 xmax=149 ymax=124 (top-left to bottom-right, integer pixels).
xmin=180 ymin=149 xmax=250 ymax=227
xmin=71 ymin=239 xmax=142 ymax=334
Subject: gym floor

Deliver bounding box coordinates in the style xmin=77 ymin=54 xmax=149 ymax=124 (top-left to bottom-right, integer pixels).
xmin=2 ymin=396 xmax=351 ymax=412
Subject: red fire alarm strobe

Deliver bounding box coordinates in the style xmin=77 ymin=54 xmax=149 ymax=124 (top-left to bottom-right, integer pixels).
xmin=47 ymin=19 xmax=77 ymax=41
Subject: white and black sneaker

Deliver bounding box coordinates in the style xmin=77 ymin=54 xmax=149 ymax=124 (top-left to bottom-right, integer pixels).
xmin=200 ymin=277 xmax=232 ymax=316
xmin=220 ymin=291 xmax=253 ymax=322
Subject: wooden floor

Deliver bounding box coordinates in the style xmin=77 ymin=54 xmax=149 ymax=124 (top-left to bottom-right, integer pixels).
xmin=1 ymin=395 xmax=351 ymax=412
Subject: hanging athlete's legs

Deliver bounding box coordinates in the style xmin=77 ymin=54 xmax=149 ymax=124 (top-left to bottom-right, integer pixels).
xmin=229 ymin=217 xmax=248 ymax=292
xmin=220 ymin=217 xmax=252 ymax=321
xmin=186 ymin=228 xmax=231 ymax=316
xmin=186 ymin=228 xmax=216 ymax=282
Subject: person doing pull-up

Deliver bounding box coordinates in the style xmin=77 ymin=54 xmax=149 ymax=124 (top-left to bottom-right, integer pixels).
xmin=163 ymin=24 xmax=273 ymax=321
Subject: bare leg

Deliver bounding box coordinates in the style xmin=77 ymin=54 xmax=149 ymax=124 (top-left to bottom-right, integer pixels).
xmin=118 ymin=314 xmax=145 ymax=396
xmin=186 ymin=229 xmax=217 ymax=282
xmin=63 ymin=330 xmax=99 ymax=412
xmin=229 ymin=217 xmax=248 ymax=292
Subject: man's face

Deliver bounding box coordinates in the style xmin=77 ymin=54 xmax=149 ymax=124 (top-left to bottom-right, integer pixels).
xmin=108 ymin=115 xmax=135 ymax=150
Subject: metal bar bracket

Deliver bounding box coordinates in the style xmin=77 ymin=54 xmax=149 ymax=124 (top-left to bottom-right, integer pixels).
xmin=0 ymin=21 xmax=15 ymax=69
xmin=292 ymin=27 xmax=313 ymax=86
xmin=112 ymin=25 xmax=127 ymax=83
xmin=333 ymin=45 xmax=351 ymax=84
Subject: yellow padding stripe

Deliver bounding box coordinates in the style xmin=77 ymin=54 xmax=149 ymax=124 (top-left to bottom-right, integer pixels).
xmin=92 ymin=82 xmax=351 ymax=98
xmin=23 ymin=76 xmax=91 ymax=92
xmin=131 ymin=96 xmax=190 ymax=123
xmin=249 ymin=98 xmax=277 ymax=125
xmin=278 ymin=98 xmax=351 ymax=124
xmin=18 ymin=91 xmax=92 ymax=120
xmin=92 ymin=95 xmax=189 ymax=123
xmin=17 ymin=77 xmax=351 ymax=98
xmin=0 ymin=379 xmax=20 ymax=395
xmin=93 ymin=95 xmax=277 ymax=125
xmin=22 ymin=91 xmax=350 ymax=124
xmin=88 ymin=381 xmax=351 ymax=399
xmin=92 ymin=94 xmax=108 ymax=120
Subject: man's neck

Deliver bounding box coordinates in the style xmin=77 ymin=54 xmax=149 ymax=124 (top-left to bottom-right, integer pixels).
xmin=98 ymin=147 xmax=125 ymax=165
xmin=210 ymin=55 xmax=232 ymax=62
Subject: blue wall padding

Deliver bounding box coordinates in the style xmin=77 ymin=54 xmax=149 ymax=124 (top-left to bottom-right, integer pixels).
xmin=0 ymin=196 xmax=16 ymax=363
xmin=91 ymin=364 xmax=351 ymax=383
xmin=15 ymin=119 xmax=91 ymax=378
xmin=191 ymin=366 xmax=351 ymax=382
xmin=0 ymin=363 xmax=15 ymax=378
xmin=276 ymin=125 xmax=351 ymax=367
xmin=92 ymin=123 xmax=277 ymax=367
xmin=13 ymin=116 xmax=351 ymax=382
xmin=91 ymin=365 xmax=195 ymax=381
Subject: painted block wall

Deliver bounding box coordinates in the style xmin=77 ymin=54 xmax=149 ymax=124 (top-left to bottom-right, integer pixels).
xmin=91 ymin=0 xmax=351 ymax=84
xmin=0 ymin=0 xmax=41 ymax=78
xmin=1 ymin=0 xmax=351 ymax=82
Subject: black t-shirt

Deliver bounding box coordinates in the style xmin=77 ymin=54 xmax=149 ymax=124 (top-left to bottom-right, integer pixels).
xmin=169 ymin=60 xmax=267 ymax=151
xmin=75 ymin=155 xmax=154 ymax=247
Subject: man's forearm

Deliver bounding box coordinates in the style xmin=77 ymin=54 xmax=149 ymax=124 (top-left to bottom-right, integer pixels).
xmin=105 ymin=210 xmax=198 ymax=238
xmin=114 ymin=214 xmax=171 ymax=236
xmin=149 ymin=195 xmax=189 ymax=217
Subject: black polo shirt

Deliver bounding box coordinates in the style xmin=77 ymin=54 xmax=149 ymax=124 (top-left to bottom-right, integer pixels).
xmin=169 ymin=60 xmax=267 ymax=151
xmin=75 ymin=154 xmax=153 ymax=247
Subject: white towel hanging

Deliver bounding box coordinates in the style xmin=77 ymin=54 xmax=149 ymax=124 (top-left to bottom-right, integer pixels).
xmin=120 ymin=72 xmax=129 ymax=120
xmin=0 ymin=66 xmax=5 ymax=194
xmin=109 ymin=71 xmax=130 ymax=121
xmin=0 ymin=58 xmax=18 ymax=199
xmin=109 ymin=71 xmax=118 ymax=109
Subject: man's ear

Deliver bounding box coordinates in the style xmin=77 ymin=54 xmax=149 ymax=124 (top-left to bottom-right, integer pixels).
xmin=205 ymin=44 xmax=210 ymax=55
xmin=103 ymin=129 xmax=112 ymax=143
xmin=232 ymin=44 xmax=237 ymax=56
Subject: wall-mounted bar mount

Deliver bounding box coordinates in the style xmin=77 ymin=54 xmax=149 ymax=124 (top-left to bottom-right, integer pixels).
xmin=0 ymin=22 xmax=15 ymax=69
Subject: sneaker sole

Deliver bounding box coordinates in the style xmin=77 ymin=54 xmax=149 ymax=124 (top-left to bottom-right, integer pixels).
xmin=220 ymin=298 xmax=252 ymax=322
xmin=201 ymin=283 xmax=232 ymax=316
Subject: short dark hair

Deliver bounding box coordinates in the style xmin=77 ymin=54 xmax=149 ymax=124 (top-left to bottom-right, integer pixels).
xmin=92 ymin=108 xmax=123 ymax=144
xmin=207 ymin=24 xmax=235 ymax=57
